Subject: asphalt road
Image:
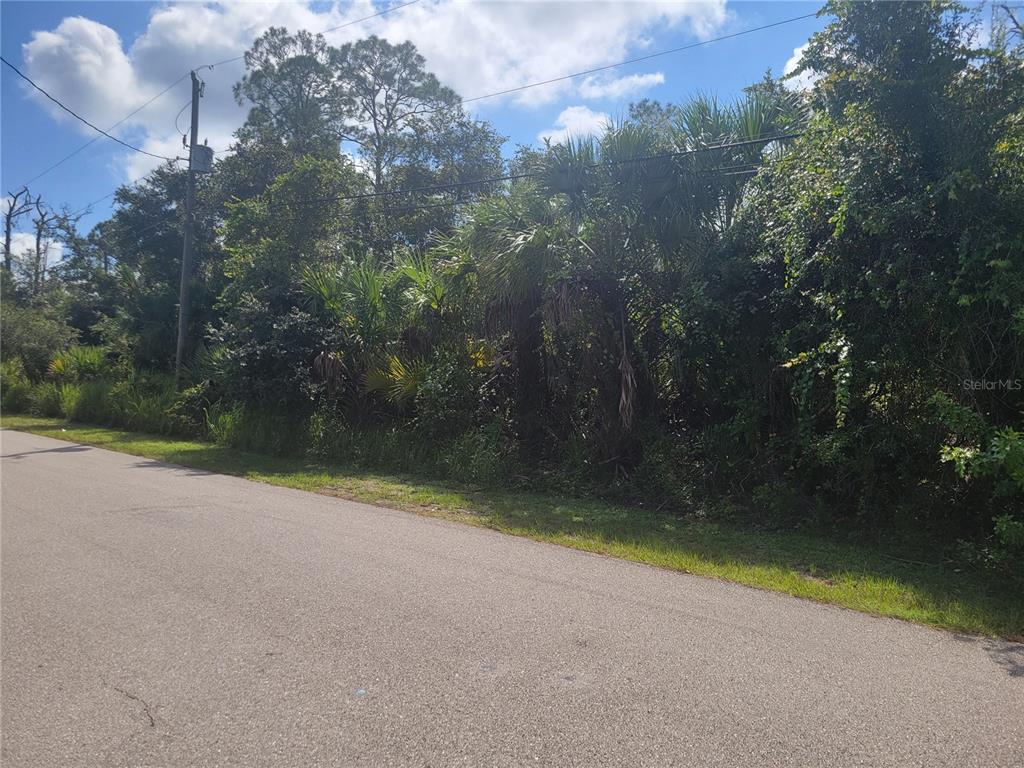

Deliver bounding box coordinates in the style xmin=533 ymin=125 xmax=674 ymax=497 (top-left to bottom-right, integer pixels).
xmin=1 ymin=429 xmax=1022 ymax=767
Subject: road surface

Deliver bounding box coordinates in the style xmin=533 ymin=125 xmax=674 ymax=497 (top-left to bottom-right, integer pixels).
xmin=1 ymin=429 xmax=1022 ymax=767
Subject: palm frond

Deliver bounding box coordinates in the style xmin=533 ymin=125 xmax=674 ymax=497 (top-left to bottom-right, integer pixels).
xmin=365 ymin=355 xmax=428 ymax=404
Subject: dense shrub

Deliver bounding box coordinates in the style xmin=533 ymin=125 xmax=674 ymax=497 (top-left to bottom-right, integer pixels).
xmin=66 ymin=382 xmax=112 ymax=423
xmin=414 ymin=358 xmax=485 ymax=439
xmin=58 ymin=383 xmax=81 ymax=419
xmin=0 ymin=303 xmax=77 ymax=380
xmin=207 ymin=404 xmax=309 ymax=456
xmin=105 ymin=376 xmax=179 ymax=435
xmin=167 ymin=381 xmax=217 ymax=437
xmin=48 ymin=346 xmax=107 ymax=383
xmin=441 ymin=419 xmax=518 ymax=486
xmin=29 ymin=382 xmax=63 ymax=417
xmin=0 ymin=359 xmax=33 ymax=413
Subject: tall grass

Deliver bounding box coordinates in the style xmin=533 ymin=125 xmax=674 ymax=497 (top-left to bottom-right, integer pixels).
xmin=206 ymin=403 xmax=309 ymax=456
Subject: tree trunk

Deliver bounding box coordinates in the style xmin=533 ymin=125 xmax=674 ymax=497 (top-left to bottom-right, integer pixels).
xmin=33 ymin=225 xmax=43 ymax=293
xmin=514 ymin=295 xmax=546 ymax=451
xmin=3 ymin=213 xmax=12 ymax=275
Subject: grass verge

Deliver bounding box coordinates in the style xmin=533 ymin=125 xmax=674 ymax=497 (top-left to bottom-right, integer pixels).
xmin=3 ymin=413 xmax=1022 ymax=638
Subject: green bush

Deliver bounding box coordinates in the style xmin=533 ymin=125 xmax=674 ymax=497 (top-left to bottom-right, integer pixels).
xmin=206 ymin=402 xmax=243 ymax=447
xmin=29 ymin=382 xmax=64 ymax=417
xmin=67 ymin=382 xmax=111 ymax=423
xmin=48 ymin=346 xmax=108 ymax=383
xmin=0 ymin=303 xmax=77 ymax=381
xmin=167 ymin=381 xmax=216 ymax=437
xmin=207 ymin=404 xmax=308 ymax=456
xmin=1 ymin=359 xmax=33 ymax=413
xmin=959 ymin=514 xmax=1024 ymax=585
xmin=106 ymin=376 xmax=178 ymax=435
xmin=993 ymin=515 xmax=1024 ymax=582
xmin=626 ymin=430 xmax=699 ymax=512
xmin=58 ymin=383 xmax=82 ymax=419
xmin=308 ymin=405 xmax=442 ymax=474
xmin=442 ymin=420 xmax=518 ymax=486
xmin=414 ymin=358 xmax=482 ymax=439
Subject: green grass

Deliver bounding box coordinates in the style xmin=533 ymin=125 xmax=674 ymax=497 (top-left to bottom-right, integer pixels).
xmin=4 ymin=413 xmax=1022 ymax=638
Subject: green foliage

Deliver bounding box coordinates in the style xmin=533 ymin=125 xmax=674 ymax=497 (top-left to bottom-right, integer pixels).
xmin=48 ymin=346 xmax=107 ymax=383
xmin=167 ymin=381 xmax=216 ymax=436
xmin=958 ymin=514 xmax=1024 ymax=585
xmin=365 ymin=355 xmax=429 ymax=405
xmin=67 ymin=382 xmax=112 ymax=423
xmin=29 ymin=382 xmax=63 ymax=417
xmin=206 ymin=403 xmax=308 ymax=456
xmin=414 ymin=357 xmax=484 ymax=439
xmin=58 ymin=383 xmax=82 ymax=419
xmin=441 ymin=420 xmax=518 ymax=486
xmin=0 ymin=302 xmax=78 ymax=380
xmin=942 ymin=427 xmax=1024 ymax=513
xmin=0 ymin=359 xmax=33 ymax=412
xmin=104 ymin=376 xmax=180 ymax=435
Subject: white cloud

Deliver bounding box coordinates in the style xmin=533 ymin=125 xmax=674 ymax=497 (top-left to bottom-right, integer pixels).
xmin=577 ymin=72 xmax=665 ymax=100
xmin=8 ymin=232 xmax=64 ymax=264
xmin=17 ymin=0 xmax=731 ymax=182
xmin=783 ymin=42 xmax=818 ymax=91
xmin=22 ymin=17 xmax=142 ymax=128
xmin=538 ymin=105 xmax=610 ymax=145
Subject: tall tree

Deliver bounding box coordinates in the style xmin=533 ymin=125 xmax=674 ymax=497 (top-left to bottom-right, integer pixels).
xmin=234 ymin=28 xmax=346 ymax=159
xmin=335 ymin=36 xmax=460 ymax=192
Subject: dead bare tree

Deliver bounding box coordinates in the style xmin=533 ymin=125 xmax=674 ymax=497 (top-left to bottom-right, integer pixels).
xmin=1001 ymin=4 xmax=1023 ymax=38
xmin=31 ymin=198 xmax=58 ymax=294
xmin=3 ymin=187 xmax=34 ymax=275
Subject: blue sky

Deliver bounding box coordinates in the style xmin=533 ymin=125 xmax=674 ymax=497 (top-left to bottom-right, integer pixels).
xmin=1 ymin=1 xmax=826 ymax=236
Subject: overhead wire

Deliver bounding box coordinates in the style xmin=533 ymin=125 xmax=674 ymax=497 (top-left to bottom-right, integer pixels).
xmin=14 ymin=72 xmax=192 ymax=189
xmin=1 ymin=56 xmax=181 ymax=164
xmin=173 ymin=99 xmax=193 ymax=136
xmin=454 ymin=11 xmax=819 ymax=109
xmin=69 ymin=191 xmax=118 ymax=219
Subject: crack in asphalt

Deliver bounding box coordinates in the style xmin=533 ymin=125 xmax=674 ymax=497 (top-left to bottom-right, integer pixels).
xmin=107 ymin=682 xmax=156 ymax=728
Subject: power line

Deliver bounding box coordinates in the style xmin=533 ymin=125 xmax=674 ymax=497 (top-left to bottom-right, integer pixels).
xmin=70 ymin=191 xmax=117 ymax=219
xmin=174 ymin=99 xmax=193 ymax=136
xmin=16 ymin=73 xmax=192 ymax=189
xmin=1 ymin=56 xmax=180 ymax=164
xmin=456 ymin=11 xmax=819 ymax=109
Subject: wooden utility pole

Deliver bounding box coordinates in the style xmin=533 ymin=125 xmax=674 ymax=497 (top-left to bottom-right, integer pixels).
xmin=174 ymin=71 xmax=201 ymax=384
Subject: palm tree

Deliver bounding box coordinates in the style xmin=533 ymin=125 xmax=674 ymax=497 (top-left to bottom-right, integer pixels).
xmin=439 ymin=185 xmax=565 ymax=447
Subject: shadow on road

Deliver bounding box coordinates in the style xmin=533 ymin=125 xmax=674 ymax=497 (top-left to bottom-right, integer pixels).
xmin=983 ymin=640 xmax=1024 ymax=677
xmin=1 ymin=444 xmax=91 ymax=460
xmin=129 ymin=459 xmax=217 ymax=477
